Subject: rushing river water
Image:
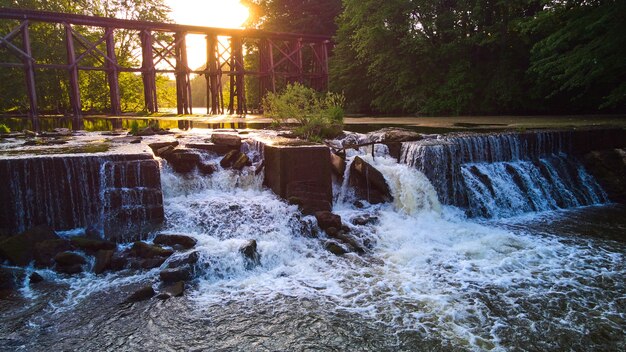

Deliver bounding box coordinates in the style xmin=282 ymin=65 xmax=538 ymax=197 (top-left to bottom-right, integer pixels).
xmin=1 ymin=133 xmax=625 ymax=351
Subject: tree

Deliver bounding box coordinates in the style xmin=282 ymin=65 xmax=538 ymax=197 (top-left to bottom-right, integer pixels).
xmin=525 ymin=0 xmax=626 ymax=111
xmin=0 ymin=0 xmax=174 ymax=114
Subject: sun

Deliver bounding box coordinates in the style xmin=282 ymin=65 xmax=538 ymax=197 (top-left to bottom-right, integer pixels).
xmin=165 ymin=0 xmax=250 ymax=70
xmin=166 ymin=0 xmax=250 ymax=29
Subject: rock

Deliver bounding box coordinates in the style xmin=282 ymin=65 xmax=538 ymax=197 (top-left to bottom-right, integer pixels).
xmin=130 ymin=241 xmax=174 ymax=259
xmin=29 ymin=272 xmax=44 ymax=284
xmin=351 ymin=215 xmax=379 ymax=226
xmin=153 ymin=234 xmax=197 ymax=250
xmin=70 ymin=237 xmax=116 ymax=253
xmin=126 ymin=285 xmax=155 ymax=302
xmin=54 ymin=252 xmax=86 ymax=266
xmin=330 ymin=152 xmax=346 ymax=177
xmin=240 ymin=240 xmax=260 ymax=269
xmin=140 ymin=257 xmax=167 ymax=269
xmin=148 ymin=141 xmax=179 ymax=154
xmin=220 ymin=150 xmax=241 ymax=168
xmin=349 ymin=156 xmax=393 ymax=204
xmin=0 ymin=267 xmax=15 ymax=289
xmin=198 ymin=162 xmax=217 ymax=175
xmin=0 ymin=225 xmax=59 ymax=266
xmin=315 ymin=211 xmax=342 ymax=231
xmin=325 ymin=242 xmax=346 ymax=256
xmin=330 ymin=232 xmax=365 ymax=254
xmin=581 ymin=149 xmax=626 ymax=203
xmin=166 ymin=251 xmax=200 ymax=269
xmin=33 ymin=239 xmax=72 ymax=267
xmin=378 ymin=128 xmax=423 ymax=143
xmin=155 ymin=145 xmax=175 ymax=158
xmin=162 ymin=281 xmax=184 ymax=297
xmin=325 ymin=227 xmax=339 ymax=237
xmin=188 ymin=143 xmax=238 ymax=156
xmin=110 ymin=253 xmax=129 ymax=271
xmin=24 ymin=129 xmax=37 ymax=137
xmin=164 ymin=150 xmax=202 ymax=173
xmin=112 ymin=136 xmax=142 ymax=143
xmin=155 ymin=292 xmax=171 ymax=300
xmin=56 ymin=263 xmax=83 ymax=274
xmin=93 ymin=250 xmax=114 ymax=274
xmin=232 ymin=153 xmax=251 ymax=170
xmin=211 ymin=134 xmax=242 ymax=148
xmin=159 ymin=267 xmax=191 ymax=282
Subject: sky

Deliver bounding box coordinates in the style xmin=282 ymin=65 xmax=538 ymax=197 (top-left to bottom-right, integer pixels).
xmin=164 ymin=0 xmax=250 ymax=69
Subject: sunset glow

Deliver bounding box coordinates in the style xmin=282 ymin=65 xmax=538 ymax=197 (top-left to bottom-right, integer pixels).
xmin=165 ymin=0 xmax=250 ymax=69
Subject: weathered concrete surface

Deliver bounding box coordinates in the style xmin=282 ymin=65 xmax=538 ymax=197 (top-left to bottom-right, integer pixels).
xmin=0 ymin=154 xmax=164 ymax=241
xmin=263 ymin=144 xmax=332 ymax=214
xmin=581 ymin=148 xmax=626 ymax=204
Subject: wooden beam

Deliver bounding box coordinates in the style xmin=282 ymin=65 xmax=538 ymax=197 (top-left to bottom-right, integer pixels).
xmin=65 ymin=23 xmax=83 ymax=129
xmin=140 ymin=30 xmax=157 ymax=113
xmin=21 ymin=21 xmax=39 ymax=131
xmin=105 ymin=27 xmax=121 ymax=115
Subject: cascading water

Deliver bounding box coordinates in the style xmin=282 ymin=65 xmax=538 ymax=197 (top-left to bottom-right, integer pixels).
xmin=2 ymin=131 xmax=625 ymax=352
xmin=401 ymin=131 xmax=609 ymax=217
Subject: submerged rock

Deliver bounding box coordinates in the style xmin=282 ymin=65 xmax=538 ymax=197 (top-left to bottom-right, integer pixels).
xmin=166 ymin=251 xmax=200 ymax=269
xmin=165 ymin=150 xmax=202 ymax=173
xmin=153 ymin=234 xmax=197 ymax=250
xmin=220 ymin=149 xmax=241 ymax=168
xmin=126 ymin=285 xmax=155 ymax=302
xmin=0 ymin=267 xmax=16 ymax=289
xmin=325 ymin=241 xmax=346 ymax=256
xmin=232 ymin=153 xmax=251 ymax=170
xmin=139 ymin=257 xmax=167 ymax=269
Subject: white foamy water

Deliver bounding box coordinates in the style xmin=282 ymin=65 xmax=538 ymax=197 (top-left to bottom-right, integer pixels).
xmin=29 ymin=148 xmax=624 ymax=351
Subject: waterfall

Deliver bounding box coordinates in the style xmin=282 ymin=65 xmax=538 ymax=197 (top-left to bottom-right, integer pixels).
xmin=0 ymin=154 xmax=163 ymax=238
xmin=400 ymin=131 xmax=609 ymax=217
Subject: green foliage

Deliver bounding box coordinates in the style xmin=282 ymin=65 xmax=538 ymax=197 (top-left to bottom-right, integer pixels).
xmin=0 ymin=123 xmax=10 ymax=134
xmin=263 ymin=83 xmax=345 ymax=141
xmin=0 ymin=0 xmax=174 ymax=114
xmin=129 ymin=120 xmax=139 ymax=135
xmin=331 ymin=0 xmax=626 ymax=115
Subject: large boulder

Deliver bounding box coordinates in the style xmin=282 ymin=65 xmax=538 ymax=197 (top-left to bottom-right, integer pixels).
xmin=167 ymin=251 xmax=200 ymax=269
xmin=349 ymin=156 xmax=393 ymax=204
xmin=187 ymin=143 xmax=237 ymax=156
xmin=220 ymin=150 xmax=242 ymax=168
xmin=0 ymin=267 xmax=16 ymax=290
xmin=54 ymin=251 xmax=86 ymax=266
xmin=0 ymin=225 xmax=59 ymax=266
xmin=162 ymin=281 xmax=184 ymax=297
xmin=153 ymin=234 xmax=197 ymax=250
xmin=325 ymin=241 xmax=346 ymax=256
xmin=148 ymin=141 xmax=179 ymax=154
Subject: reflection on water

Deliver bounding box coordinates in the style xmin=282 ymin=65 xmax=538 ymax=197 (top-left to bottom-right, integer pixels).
xmin=0 ymin=117 xmax=270 ymax=132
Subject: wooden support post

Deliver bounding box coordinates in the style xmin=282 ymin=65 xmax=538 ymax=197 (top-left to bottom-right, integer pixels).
xmin=205 ymin=34 xmax=220 ymax=114
xmin=268 ymin=39 xmax=276 ymax=93
xmin=322 ymin=40 xmax=330 ymax=91
xmin=140 ymin=30 xmax=157 ymax=113
xmin=105 ymin=27 xmax=121 ymax=115
xmin=65 ymin=24 xmax=82 ymax=130
xmin=174 ymin=32 xmax=191 ymax=115
xmin=21 ymin=21 xmax=39 ymax=131
xmin=228 ymin=38 xmax=235 ymax=115
xmin=231 ymin=36 xmax=245 ymax=115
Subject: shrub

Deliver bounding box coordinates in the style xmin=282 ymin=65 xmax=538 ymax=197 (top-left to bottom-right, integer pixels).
xmin=129 ymin=120 xmax=139 ymax=135
xmin=263 ymin=83 xmax=345 ymax=141
xmin=0 ymin=123 xmax=10 ymax=134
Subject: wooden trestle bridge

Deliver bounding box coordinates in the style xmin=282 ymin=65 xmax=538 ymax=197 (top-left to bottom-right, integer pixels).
xmin=0 ymin=8 xmax=331 ymax=131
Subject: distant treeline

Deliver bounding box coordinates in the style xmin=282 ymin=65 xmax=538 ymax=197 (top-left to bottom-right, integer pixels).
xmin=249 ymin=0 xmax=626 ymax=115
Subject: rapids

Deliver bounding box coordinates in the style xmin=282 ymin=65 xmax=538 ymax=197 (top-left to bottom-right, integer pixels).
xmin=1 ymin=138 xmax=625 ymax=351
